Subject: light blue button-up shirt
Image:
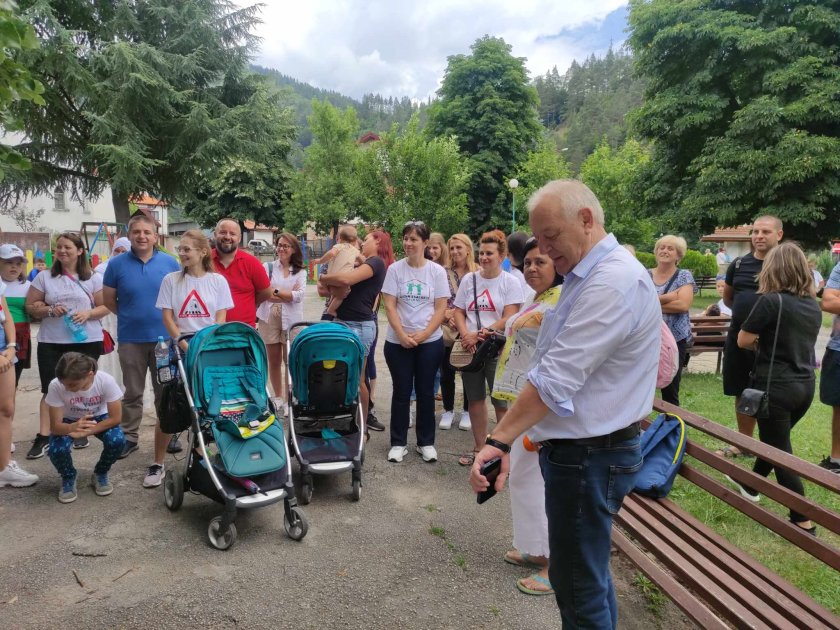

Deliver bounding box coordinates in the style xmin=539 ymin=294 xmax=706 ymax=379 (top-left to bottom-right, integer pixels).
xmin=527 ymin=234 xmax=661 ymax=441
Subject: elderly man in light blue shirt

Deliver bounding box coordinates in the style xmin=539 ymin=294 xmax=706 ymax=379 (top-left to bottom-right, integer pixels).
xmin=470 ymin=180 xmax=660 ymax=629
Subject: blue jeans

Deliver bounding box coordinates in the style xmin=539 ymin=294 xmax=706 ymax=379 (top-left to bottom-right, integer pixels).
xmin=384 ymin=339 xmax=444 ymax=447
xmin=335 ymin=319 xmax=376 ymax=357
xmin=540 ymin=435 xmax=642 ymax=629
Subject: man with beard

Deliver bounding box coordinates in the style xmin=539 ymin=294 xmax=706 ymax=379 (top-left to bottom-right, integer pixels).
xmin=211 ymin=218 xmax=272 ymax=328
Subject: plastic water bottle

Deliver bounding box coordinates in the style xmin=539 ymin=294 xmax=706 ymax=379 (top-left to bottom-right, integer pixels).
xmin=63 ymin=310 xmax=88 ymax=343
xmin=155 ymin=336 xmax=172 ymax=382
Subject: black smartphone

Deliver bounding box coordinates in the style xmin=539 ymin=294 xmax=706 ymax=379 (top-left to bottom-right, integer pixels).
xmin=477 ymin=457 xmax=502 ymax=504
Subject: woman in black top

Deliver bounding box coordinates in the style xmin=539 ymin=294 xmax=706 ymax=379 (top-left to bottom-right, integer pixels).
xmin=735 ymin=242 xmax=821 ymax=533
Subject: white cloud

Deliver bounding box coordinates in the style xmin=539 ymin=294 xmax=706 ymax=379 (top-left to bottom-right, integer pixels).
xmin=245 ymin=0 xmax=627 ymax=99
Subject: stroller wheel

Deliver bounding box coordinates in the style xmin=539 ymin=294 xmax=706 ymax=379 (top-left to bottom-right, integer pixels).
xmin=163 ymin=468 xmax=184 ymax=511
xmin=284 ymin=507 xmax=309 ymax=541
xmin=207 ymin=516 xmax=237 ymax=550
xmin=351 ymin=479 xmax=361 ymax=502
xmin=299 ymin=478 xmax=313 ymax=505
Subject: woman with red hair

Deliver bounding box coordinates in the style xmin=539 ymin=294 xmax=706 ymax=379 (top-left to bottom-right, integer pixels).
xmin=318 ymin=230 xmax=393 ymax=425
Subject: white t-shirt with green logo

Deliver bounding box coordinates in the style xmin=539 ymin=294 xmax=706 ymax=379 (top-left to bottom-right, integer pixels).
xmin=381 ymin=259 xmax=450 ymax=344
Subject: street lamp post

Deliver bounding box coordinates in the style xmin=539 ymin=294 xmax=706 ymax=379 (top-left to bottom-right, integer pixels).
xmin=508 ymin=178 xmax=519 ymax=233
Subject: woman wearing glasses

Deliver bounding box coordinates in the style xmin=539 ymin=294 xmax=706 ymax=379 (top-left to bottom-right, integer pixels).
xmin=381 ymin=221 xmax=450 ymax=463
xmin=257 ymin=233 xmax=306 ymax=412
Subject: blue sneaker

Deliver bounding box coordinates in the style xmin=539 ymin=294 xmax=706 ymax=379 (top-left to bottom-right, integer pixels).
xmin=58 ymin=478 xmax=77 ymax=503
xmin=91 ymin=472 xmax=113 ymax=496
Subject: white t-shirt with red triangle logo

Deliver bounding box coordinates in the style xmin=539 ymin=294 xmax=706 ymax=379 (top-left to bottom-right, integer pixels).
xmin=155 ymin=272 xmax=234 ymax=334
xmin=453 ymin=270 xmax=525 ymax=331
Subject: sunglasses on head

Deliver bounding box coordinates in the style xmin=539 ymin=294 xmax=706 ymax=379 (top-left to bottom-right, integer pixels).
xmin=404 ymin=220 xmax=426 ymax=227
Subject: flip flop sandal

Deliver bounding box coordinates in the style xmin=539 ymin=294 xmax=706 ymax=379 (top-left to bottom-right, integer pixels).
xmin=458 ymin=450 xmax=478 ymax=466
xmin=714 ymin=445 xmax=744 ymax=458
xmin=504 ymin=550 xmax=547 ymax=569
xmin=516 ymin=574 xmax=554 ymax=596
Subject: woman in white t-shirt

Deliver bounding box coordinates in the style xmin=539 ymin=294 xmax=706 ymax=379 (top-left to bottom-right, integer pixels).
xmin=257 ymin=233 xmax=307 ymax=407
xmin=381 ymin=221 xmax=450 ymax=464
xmin=25 ymin=232 xmax=111 ymax=452
xmin=157 ymin=229 xmax=234 ymax=345
xmin=453 ymin=229 xmax=524 ymax=466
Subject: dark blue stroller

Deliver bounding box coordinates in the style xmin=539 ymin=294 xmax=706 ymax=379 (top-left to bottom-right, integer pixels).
xmin=287 ymin=322 xmax=366 ymax=503
xmin=162 ymin=322 xmax=308 ymax=550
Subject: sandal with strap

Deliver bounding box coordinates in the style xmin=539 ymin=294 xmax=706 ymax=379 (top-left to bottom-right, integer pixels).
xmin=458 ymin=449 xmax=478 ymax=466
xmin=517 ymin=573 xmax=554 ymax=596
xmin=714 ymin=445 xmax=744 ymax=458
xmin=504 ymin=550 xmax=548 ymax=569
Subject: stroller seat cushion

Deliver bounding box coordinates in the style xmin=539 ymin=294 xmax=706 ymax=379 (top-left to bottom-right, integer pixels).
xmin=211 ymin=421 xmax=287 ymax=477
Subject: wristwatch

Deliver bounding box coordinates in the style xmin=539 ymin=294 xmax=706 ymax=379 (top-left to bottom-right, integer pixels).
xmin=485 ymin=434 xmax=511 ymax=453
xmin=5 ymin=343 xmax=17 ymax=351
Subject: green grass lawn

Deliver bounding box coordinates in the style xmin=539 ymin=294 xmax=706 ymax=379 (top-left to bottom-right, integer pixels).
xmin=664 ymin=372 xmax=840 ymax=613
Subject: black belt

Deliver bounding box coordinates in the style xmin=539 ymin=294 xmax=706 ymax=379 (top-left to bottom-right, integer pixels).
xmin=542 ymin=421 xmax=641 ymax=449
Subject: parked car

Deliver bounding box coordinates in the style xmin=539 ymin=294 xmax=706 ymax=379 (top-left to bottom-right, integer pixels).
xmin=248 ymin=239 xmax=272 ymax=254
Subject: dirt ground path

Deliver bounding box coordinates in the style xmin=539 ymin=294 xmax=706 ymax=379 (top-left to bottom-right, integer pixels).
xmin=1 ymin=286 xmax=692 ymax=629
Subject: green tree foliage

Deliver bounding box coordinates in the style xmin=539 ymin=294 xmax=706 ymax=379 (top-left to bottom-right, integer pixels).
xmin=579 ymin=139 xmax=657 ymax=248
xmin=635 ymin=251 xmax=655 ymax=268
xmin=533 ymin=66 xmax=566 ymax=128
xmin=0 ymin=0 xmax=43 ymax=180
xmin=5 ymin=0 xmax=293 ymax=225
xmin=427 ymin=36 xmax=542 ymax=234
xmin=285 ymin=100 xmax=361 ymax=236
xmin=556 ymin=48 xmax=645 ymax=171
xmin=503 ymin=141 xmax=572 ymax=230
xmin=354 ymin=115 xmax=469 ymax=237
xmin=628 ymin=0 xmax=840 ymax=244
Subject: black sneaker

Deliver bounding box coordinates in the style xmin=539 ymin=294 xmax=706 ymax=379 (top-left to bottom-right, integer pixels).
xmin=367 ymin=412 xmax=385 ymax=432
xmin=166 ymin=434 xmax=183 ymax=454
xmin=117 ymin=440 xmax=139 ymax=460
xmin=818 ymin=456 xmax=840 ymax=473
xmin=73 ymin=436 xmax=90 ymax=449
xmin=26 ymin=434 xmax=50 ymax=460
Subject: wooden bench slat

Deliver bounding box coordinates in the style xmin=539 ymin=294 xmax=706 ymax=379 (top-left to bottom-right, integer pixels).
xmin=612 ymin=529 xmax=730 ymax=630
xmin=617 ymin=502 xmax=784 ymax=629
xmin=627 ymin=495 xmax=839 ymax=629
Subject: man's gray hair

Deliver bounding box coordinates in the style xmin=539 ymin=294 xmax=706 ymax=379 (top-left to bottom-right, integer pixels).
xmin=527 ymin=179 xmax=605 ymax=225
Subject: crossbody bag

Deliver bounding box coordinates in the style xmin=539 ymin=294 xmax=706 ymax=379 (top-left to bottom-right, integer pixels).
xmin=737 ymin=294 xmax=783 ymax=419
xmin=449 ymin=273 xmax=505 ymax=372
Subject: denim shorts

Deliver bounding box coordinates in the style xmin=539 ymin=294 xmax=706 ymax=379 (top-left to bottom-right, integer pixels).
xmin=336 ymin=319 xmax=376 ymax=358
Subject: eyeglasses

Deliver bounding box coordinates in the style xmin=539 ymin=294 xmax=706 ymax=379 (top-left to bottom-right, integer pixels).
xmin=276 ymin=244 xmax=291 ymax=250
xmin=176 ymin=246 xmax=195 ymax=254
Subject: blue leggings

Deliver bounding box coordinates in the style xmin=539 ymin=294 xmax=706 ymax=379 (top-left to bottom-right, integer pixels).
xmin=49 ymin=419 xmax=126 ymax=481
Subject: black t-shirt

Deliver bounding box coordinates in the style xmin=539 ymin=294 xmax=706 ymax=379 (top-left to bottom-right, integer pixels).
xmin=335 ymin=256 xmax=386 ymax=322
xmin=741 ymin=292 xmax=820 ymax=383
xmin=725 ymin=253 xmax=764 ymax=332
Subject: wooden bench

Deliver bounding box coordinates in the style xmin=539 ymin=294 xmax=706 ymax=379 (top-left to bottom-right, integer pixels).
xmin=688 ymin=315 xmax=731 ymax=374
xmin=613 ymin=400 xmax=840 ymax=629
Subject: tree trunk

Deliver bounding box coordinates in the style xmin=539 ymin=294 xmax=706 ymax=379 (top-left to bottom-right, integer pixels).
xmin=112 ymin=190 xmax=131 ymax=227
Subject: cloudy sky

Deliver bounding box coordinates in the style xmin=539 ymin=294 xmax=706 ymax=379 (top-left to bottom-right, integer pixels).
xmin=244 ymin=1 xmax=629 ymax=101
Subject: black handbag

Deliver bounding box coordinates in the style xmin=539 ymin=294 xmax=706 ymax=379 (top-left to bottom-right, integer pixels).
xmin=737 ymin=294 xmax=783 ymax=419
xmin=449 ymin=273 xmax=505 ymax=372
xmin=158 ymin=378 xmax=192 ymax=434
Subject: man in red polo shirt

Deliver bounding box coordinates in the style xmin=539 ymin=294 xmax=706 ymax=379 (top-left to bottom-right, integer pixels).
xmin=211 ymin=218 xmax=272 ymax=327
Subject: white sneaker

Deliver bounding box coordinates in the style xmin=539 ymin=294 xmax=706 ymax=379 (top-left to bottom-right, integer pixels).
xmin=10 ymin=442 xmax=15 ymax=453
xmin=409 ymin=404 xmax=415 ymax=428
xmin=143 ymin=463 xmax=165 ymax=488
xmin=416 ymin=445 xmax=438 ymax=462
xmin=0 ymin=461 xmax=39 ymax=487
xmin=458 ymin=412 xmax=472 ymax=431
xmin=387 ymin=446 xmax=409 ymax=463
xmin=439 ymin=411 xmax=454 ymax=430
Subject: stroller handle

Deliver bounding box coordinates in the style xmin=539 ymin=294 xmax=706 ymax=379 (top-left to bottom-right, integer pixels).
xmin=289 ymin=320 xmax=352 ymax=335
xmin=172 ymin=332 xmax=197 ymax=361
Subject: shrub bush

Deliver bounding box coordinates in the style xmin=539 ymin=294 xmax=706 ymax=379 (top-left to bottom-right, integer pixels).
xmin=636 ymin=252 xmax=655 ymax=268
xmin=681 ymin=250 xmax=718 ymax=280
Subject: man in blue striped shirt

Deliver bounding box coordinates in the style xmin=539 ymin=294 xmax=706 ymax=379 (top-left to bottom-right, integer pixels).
xmin=471 ymin=180 xmax=661 ymax=628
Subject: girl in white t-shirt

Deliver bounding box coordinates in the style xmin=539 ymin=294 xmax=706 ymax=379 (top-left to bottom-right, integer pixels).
xmin=381 ymin=221 xmax=449 ymax=464
xmin=453 ymin=229 xmax=524 ymax=466
xmin=157 ymin=229 xmax=234 ymax=346
xmin=46 ymin=353 xmax=125 ymax=503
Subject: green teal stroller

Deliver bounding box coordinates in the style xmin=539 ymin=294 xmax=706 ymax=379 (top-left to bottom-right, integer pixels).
xmin=162 ymin=322 xmax=308 ymax=550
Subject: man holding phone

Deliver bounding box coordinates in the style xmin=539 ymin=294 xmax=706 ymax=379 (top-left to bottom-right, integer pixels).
xmin=470 ymin=180 xmax=660 ymax=629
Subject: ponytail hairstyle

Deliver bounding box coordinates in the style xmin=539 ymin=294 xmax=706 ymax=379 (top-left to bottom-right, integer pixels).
xmin=55 ymin=352 xmax=98 ymax=382
xmin=479 ymin=229 xmax=508 ymax=258
xmin=180 ymin=229 xmax=215 ymax=276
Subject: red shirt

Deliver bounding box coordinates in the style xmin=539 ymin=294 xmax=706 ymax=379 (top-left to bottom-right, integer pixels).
xmin=212 ymin=248 xmax=270 ymax=327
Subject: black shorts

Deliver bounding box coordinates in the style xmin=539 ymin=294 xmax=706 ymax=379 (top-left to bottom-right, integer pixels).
xmin=722 ymin=334 xmax=754 ymax=397
xmin=37 ymin=341 xmax=104 ymax=394
xmin=819 ymin=348 xmax=840 ymax=407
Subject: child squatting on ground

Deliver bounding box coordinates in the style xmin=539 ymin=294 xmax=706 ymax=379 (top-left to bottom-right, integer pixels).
xmin=46 ymin=352 xmax=125 ymax=503
xmin=311 ymin=225 xmax=366 ymax=320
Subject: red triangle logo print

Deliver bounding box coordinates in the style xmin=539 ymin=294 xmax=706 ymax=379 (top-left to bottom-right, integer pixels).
xmin=469 ymin=289 xmax=496 ymax=313
xmin=179 ymin=289 xmax=210 ymax=319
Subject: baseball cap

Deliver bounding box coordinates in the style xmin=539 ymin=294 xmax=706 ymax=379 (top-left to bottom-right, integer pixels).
xmin=0 ymin=244 xmax=25 ymax=261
